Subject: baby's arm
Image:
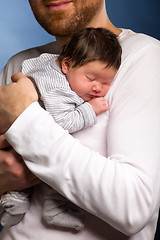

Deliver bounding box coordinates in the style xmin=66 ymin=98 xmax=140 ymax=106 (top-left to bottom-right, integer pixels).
xmin=88 ymin=97 xmax=109 ymax=115
xmin=42 ymin=90 xmax=97 ymax=133
xmin=42 ymin=90 xmax=109 ymax=133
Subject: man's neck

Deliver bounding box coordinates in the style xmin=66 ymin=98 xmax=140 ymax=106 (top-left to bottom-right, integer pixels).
xmin=55 ymin=11 xmax=121 ymax=51
xmin=56 ymin=36 xmax=70 ymax=51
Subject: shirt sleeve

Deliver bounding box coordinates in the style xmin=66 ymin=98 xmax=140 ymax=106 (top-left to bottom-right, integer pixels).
xmin=42 ymin=88 xmax=96 ymax=133
xmin=5 ymin=43 xmax=160 ymax=236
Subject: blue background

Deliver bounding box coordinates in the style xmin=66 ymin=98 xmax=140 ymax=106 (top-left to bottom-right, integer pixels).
xmin=0 ymin=0 xmax=160 ymax=238
xmin=0 ymin=0 xmax=160 ymax=72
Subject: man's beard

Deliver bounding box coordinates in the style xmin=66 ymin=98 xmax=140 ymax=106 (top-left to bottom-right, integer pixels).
xmin=31 ymin=0 xmax=104 ymax=37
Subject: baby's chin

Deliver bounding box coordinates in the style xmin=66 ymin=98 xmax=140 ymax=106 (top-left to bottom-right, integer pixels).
xmin=82 ymin=96 xmax=92 ymax=102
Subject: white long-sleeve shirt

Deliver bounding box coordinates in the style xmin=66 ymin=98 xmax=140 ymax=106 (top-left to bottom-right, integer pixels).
xmin=0 ymin=29 xmax=160 ymax=240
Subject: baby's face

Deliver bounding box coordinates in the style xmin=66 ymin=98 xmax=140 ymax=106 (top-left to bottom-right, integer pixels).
xmin=64 ymin=61 xmax=117 ymax=101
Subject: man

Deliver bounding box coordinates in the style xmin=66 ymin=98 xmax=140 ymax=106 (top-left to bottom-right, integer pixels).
xmin=0 ymin=0 xmax=160 ymax=240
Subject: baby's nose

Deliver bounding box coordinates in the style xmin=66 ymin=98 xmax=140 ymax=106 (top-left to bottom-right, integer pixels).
xmin=92 ymin=84 xmax=101 ymax=93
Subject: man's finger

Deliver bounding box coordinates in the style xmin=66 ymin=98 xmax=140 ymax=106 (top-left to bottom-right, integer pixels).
xmin=0 ymin=135 xmax=10 ymax=149
xmin=11 ymin=72 xmax=26 ymax=82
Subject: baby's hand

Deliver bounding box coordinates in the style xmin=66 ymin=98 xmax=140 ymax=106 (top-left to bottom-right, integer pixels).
xmin=88 ymin=97 xmax=109 ymax=115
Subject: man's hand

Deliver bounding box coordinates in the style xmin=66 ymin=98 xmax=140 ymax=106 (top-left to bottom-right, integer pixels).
xmin=0 ymin=72 xmax=38 ymax=135
xmin=88 ymin=97 xmax=110 ymax=115
xmin=0 ymin=133 xmax=41 ymax=197
xmin=0 ymin=149 xmax=41 ymax=197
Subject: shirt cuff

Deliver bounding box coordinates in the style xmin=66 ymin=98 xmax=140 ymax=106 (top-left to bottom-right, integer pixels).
xmin=5 ymin=102 xmax=45 ymax=147
xmin=77 ymin=102 xmax=96 ymax=128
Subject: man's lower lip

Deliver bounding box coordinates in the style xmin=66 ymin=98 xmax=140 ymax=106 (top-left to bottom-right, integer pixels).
xmin=47 ymin=1 xmax=71 ymax=11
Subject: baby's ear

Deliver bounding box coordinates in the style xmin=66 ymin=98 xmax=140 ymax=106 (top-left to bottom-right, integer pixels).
xmin=61 ymin=58 xmax=71 ymax=74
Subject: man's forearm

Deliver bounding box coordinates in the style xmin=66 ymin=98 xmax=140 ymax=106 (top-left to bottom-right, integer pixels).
xmin=5 ymin=101 xmax=160 ymax=236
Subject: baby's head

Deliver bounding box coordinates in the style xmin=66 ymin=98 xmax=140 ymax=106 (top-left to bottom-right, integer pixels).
xmin=58 ymin=27 xmax=122 ymax=70
xmin=58 ymin=28 xmax=122 ymax=101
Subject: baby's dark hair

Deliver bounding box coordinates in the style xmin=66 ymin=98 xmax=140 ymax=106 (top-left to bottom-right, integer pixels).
xmin=58 ymin=27 xmax=122 ymax=70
